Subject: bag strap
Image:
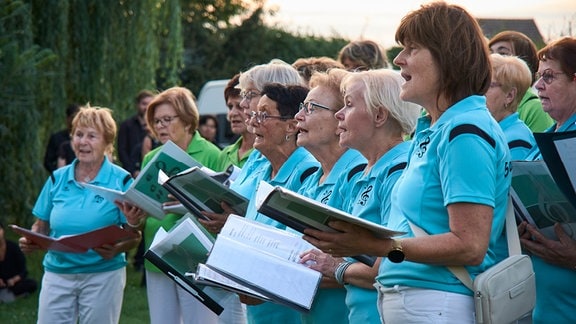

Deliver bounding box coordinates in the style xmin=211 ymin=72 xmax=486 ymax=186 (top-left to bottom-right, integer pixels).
xmin=407 ymin=195 xmax=520 ymax=290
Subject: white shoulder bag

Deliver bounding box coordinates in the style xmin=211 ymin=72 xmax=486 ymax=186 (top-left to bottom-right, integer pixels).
xmin=408 ymin=196 xmax=536 ymax=324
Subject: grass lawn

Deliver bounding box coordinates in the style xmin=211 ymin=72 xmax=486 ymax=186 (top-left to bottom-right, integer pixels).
xmin=0 ymin=230 xmax=150 ymax=323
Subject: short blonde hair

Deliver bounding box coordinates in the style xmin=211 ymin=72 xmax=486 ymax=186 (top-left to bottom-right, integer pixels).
xmin=72 ymin=104 xmax=117 ymax=154
xmin=308 ymin=68 xmax=349 ymax=111
xmin=490 ymin=54 xmax=532 ymax=111
xmin=341 ymin=69 xmax=421 ymax=135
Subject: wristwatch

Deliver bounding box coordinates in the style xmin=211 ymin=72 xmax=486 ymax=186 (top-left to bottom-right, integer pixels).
xmin=388 ymin=239 xmax=405 ymax=263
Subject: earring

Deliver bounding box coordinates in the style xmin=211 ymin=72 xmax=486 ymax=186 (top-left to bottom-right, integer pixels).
xmin=285 ymin=135 xmax=290 ymax=141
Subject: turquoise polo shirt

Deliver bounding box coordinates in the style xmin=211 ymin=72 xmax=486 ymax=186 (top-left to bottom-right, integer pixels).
xmin=299 ymin=148 xmax=366 ymax=210
xmin=217 ymin=136 xmax=254 ymax=171
xmin=296 ymin=148 xmax=366 ymax=324
xmin=378 ymin=95 xmax=511 ymax=296
xmin=243 ymin=146 xmax=319 ymax=324
xmin=143 ymin=132 xmax=222 ymax=273
xmin=229 ymin=149 xmax=269 ymax=200
xmin=340 ymin=141 xmax=411 ymax=324
xmin=526 ymin=112 xmax=576 ymax=324
xmin=499 ymin=112 xmax=536 ymax=160
xmin=244 ymin=146 xmax=319 ymax=229
xmin=32 ymin=157 xmax=133 ymax=274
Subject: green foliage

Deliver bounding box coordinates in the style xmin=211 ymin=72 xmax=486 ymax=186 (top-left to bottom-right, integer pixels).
xmin=2 ymin=0 xmax=354 ymax=225
xmin=387 ymin=46 xmax=402 ymax=70
xmin=0 ymin=0 xmax=55 ymax=226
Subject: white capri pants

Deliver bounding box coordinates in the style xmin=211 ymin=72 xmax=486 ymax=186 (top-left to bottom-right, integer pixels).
xmin=38 ymin=268 xmax=126 ymax=324
xmin=375 ymin=283 xmax=474 ymax=324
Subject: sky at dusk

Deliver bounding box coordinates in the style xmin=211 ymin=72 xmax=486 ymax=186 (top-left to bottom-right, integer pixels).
xmin=265 ymin=0 xmax=576 ymax=47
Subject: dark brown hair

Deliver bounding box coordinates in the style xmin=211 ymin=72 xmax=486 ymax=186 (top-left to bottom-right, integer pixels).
xmin=395 ymin=1 xmax=491 ymax=107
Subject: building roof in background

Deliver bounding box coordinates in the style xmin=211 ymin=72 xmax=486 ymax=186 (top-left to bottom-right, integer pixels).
xmin=478 ymin=18 xmax=546 ymax=48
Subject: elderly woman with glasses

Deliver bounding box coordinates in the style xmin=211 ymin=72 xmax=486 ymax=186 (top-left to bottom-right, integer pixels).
xmin=301 ymin=69 xmax=421 ymax=323
xmin=485 ymin=53 xmax=536 ymax=160
xmin=519 ymin=36 xmax=576 ymax=324
xmin=233 ymin=83 xmax=319 ymax=324
xmin=199 ymin=59 xmax=304 ymax=232
xmin=291 ymin=68 xmax=366 ymax=324
xmin=139 ymin=86 xmax=225 ymax=324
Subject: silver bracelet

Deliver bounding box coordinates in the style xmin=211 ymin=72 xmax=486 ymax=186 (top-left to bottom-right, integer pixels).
xmin=334 ymin=261 xmax=353 ymax=285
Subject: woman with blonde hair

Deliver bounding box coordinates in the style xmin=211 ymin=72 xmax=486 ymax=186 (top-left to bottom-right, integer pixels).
xmin=486 ymin=53 xmax=536 ymax=160
xmin=19 ymin=105 xmax=143 ymax=324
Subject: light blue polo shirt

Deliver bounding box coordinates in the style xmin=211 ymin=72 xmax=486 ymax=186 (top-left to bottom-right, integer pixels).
xmin=245 ymin=146 xmax=319 ymax=229
xmin=229 ymin=149 xmax=269 ymax=200
xmin=299 ymin=148 xmax=366 ymax=209
xmin=32 ymin=157 xmax=133 ymax=274
xmin=339 ymin=141 xmax=411 ymax=324
xmin=378 ymin=95 xmax=511 ymax=296
xmin=243 ymin=146 xmax=319 ymax=324
xmin=526 ymin=112 xmax=576 ymax=324
xmin=296 ymin=148 xmax=366 ymax=324
xmin=499 ymin=112 xmax=536 ymax=160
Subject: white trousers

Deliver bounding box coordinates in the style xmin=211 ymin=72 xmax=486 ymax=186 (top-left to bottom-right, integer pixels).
xmin=38 ymin=268 xmax=126 ymax=324
xmin=146 ymin=270 xmax=246 ymax=324
xmin=375 ymin=284 xmax=474 ymax=324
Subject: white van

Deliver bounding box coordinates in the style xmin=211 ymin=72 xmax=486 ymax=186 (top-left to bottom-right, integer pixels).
xmin=196 ymin=79 xmax=237 ymax=146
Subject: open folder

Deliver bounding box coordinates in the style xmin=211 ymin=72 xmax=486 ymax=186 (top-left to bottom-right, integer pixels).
xmin=205 ymin=215 xmax=322 ymax=313
xmin=254 ymin=180 xmax=405 ymax=266
xmin=510 ymin=130 xmax=576 ymax=240
xmin=10 ymin=225 xmax=139 ymax=253
xmin=157 ymin=164 xmax=247 ymax=221
xmin=143 ymin=215 xmax=223 ymax=315
xmin=83 ymin=140 xmax=201 ymax=219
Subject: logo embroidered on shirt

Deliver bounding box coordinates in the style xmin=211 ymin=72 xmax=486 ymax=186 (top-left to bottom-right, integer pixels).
xmin=320 ymin=190 xmax=332 ymax=204
xmin=358 ymin=185 xmax=373 ymax=206
xmin=416 ymin=136 xmax=431 ymax=158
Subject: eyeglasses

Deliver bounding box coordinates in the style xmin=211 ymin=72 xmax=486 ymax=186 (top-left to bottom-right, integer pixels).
xmin=248 ymin=111 xmax=290 ymax=124
xmin=153 ymin=115 xmax=179 ymax=127
xmin=240 ymin=90 xmax=261 ymax=103
xmin=535 ymin=70 xmax=565 ymax=85
xmin=299 ymin=101 xmax=333 ymax=115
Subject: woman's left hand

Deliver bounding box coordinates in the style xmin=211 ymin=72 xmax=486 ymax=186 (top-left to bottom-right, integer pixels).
xmin=116 ymin=201 xmax=146 ymax=228
xmin=198 ymin=202 xmax=236 ymax=234
xmin=520 ymin=223 xmax=576 ymax=269
xmin=299 ymin=249 xmax=342 ymax=278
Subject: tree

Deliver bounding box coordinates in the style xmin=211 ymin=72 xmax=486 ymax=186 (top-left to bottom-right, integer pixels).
xmin=1 ymin=0 xmax=352 ymax=225
xmin=0 ymin=0 xmax=56 ymax=225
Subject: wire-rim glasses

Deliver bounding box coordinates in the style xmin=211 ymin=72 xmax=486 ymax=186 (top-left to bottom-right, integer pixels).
xmin=299 ymin=101 xmax=333 ymax=115
xmin=535 ymin=70 xmax=566 ymax=85
xmin=153 ymin=115 xmax=179 ymax=127
xmin=249 ymin=111 xmax=290 ymax=124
